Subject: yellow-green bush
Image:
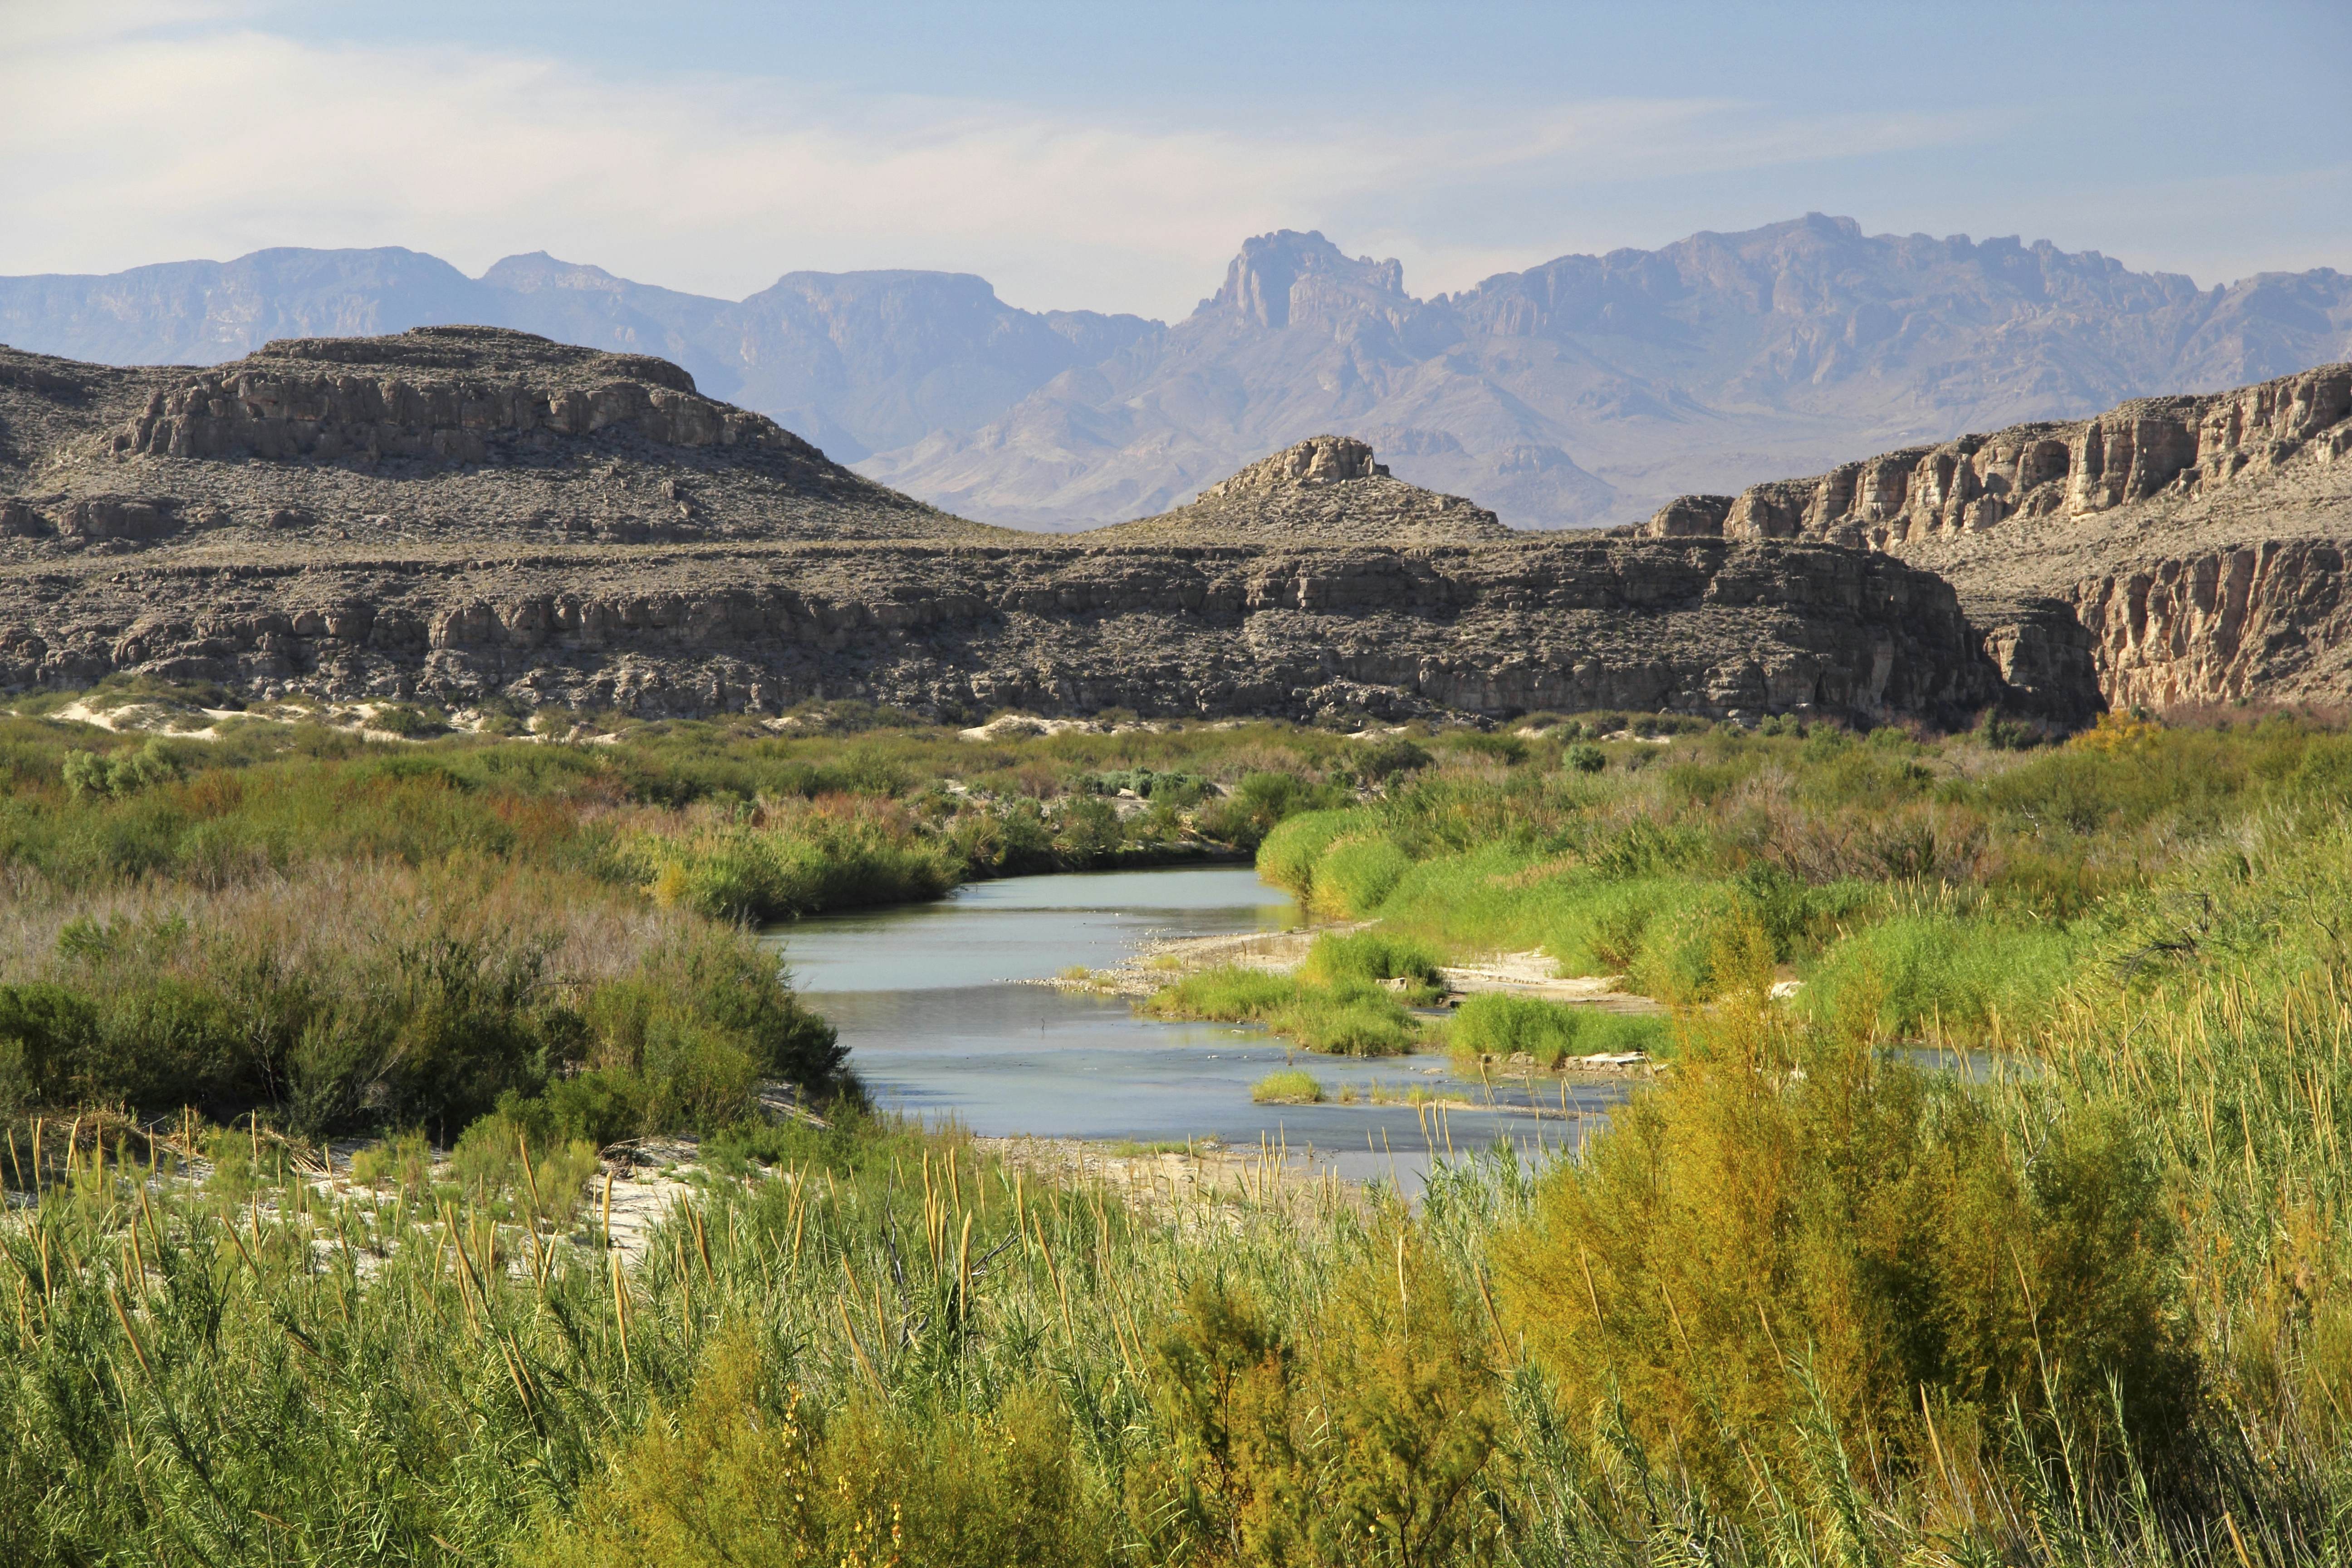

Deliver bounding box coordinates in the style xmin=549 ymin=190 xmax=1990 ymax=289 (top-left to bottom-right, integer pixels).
xmin=1255 ymin=808 xmax=1363 ymax=904
xmin=1495 ymin=1015 xmax=2193 ymax=1512
xmin=545 ymin=1329 xmax=1112 ymax=1568
xmin=1143 ymin=965 xmax=1421 ymax=1055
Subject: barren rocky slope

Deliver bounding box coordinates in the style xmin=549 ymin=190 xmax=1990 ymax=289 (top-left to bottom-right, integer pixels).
xmin=0 ymin=327 xmax=2023 ymax=726
xmin=1091 ymin=436 xmax=1514 ymax=546
xmin=1640 ymin=364 xmax=2352 ymax=711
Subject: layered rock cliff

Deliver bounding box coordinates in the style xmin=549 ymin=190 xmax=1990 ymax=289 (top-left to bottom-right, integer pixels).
xmin=0 ymin=327 xmax=2032 ymax=727
xmin=1640 ymin=364 xmax=2352 ymax=713
xmin=0 ymin=537 xmax=2004 ymax=727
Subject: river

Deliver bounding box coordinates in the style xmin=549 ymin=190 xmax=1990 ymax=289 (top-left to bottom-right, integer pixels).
xmin=763 ymin=864 xmax=1626 ymax=1184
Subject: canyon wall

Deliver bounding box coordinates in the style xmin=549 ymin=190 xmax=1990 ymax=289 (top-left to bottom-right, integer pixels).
xmin=1640 ymin=364 xmax=2352 ymax=713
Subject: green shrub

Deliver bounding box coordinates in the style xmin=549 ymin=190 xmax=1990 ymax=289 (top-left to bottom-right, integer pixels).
xmin=1445 ymin=994 xmax=1666 ymax=1065
xmin=1142 ymin=965 xmax=1421 ymax=1055
xmin=1353 ymin=736 xmax=1431 ymax=782
xmin=1250 ymin=1069 xmax=1324 ymax=1104
xmin=1274 ymin=989 xmax=1420 ymax=1055
xmin=1142 ymin=966 xmax=1301 ymax=1024
xmin=1083 ymin=768 xmax=1209 ymax=805
xmin=1496 ymin=1027 xmax=2193 ymax=1509
xmin=1563 ymin=742 xmax=1606 ymax=774
xmin=60 ymin=738 xmax=183 ymax=799
xmin=346 ymin=1129 xmax=432 ymax=1198
xmin=1801 ymin=913 xmax=2080 ymax=1041
xmin=634 ymin=807 xmax=960 ymax=922
xmin=368 ymin=702 xmax=443 ymax=738
xmin=1298 ymin=930 xmax=1446 ymax=1003
xmin=449 ymin=1104 xmax=602 ymax=1228
xmin=1455 ymin=733 xmax=1530 ymax=767
xmin=1254 ymin=808 xmax=1362 ymax=902
xmin=1054 ymin=795 xmax=1125 ymax=866
xmin=1193 ymin=772 xmax=1344 ymax=850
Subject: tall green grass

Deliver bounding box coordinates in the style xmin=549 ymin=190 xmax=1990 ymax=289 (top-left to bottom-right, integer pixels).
xmin=1443 ymin=993 xmax=1668 ymax=1066
xmin=1140 ymin=965 xmax=1421 ymax=1055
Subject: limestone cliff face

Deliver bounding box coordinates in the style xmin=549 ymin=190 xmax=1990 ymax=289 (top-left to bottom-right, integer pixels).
xmin=2072 ymin=540 xmax=2352 ymax=710
xmin=108 ymin=326 xmax=828 ymax=472
xmin=1639 ymin=364 xmax=2352 ymax=713
xmin=1662 ymin=366 xmax=2352 ymax=549
xmin=0 ymin=538 xmax=2004 ymax=727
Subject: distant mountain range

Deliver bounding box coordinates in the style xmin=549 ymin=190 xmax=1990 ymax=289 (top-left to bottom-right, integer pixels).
xmin=6 ymin=216 xmax=2348 ymax=529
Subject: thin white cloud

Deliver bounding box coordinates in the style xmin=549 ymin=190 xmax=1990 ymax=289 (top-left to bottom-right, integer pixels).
xmin=0 ymin=10 xmax=2047 ymax=318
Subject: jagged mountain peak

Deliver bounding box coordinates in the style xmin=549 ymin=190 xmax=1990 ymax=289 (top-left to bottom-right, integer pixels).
xmin=1201 ymin=230 xmax=1408 ymax=328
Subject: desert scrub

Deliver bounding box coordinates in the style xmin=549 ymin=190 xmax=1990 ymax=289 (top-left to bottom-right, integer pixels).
xmin=1443 ymin=993 xmax=1667 ymax=1066
xmin=1255 ymin=808 xmax=1360 ymax=904
xmin=630 ymin=796 xmax=960 ymax=921
xmin=1493 ymin=1008 xmax=2195 ymax=1514
xmin=1306 ymin=832 xmax=1412 ymax=918
xmin=1251 ymin=1068 xmax=1325 ymax=1104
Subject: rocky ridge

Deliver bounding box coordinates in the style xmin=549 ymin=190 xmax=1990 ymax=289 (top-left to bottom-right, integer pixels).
xmin=0 ymin=327 xmax=2045 ymax=727
xmin=1639 ymin=364 xmax=2352 ymax=711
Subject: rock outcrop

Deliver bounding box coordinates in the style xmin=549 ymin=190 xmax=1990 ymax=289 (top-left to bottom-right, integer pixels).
xmin=1639 ymin=365 xmax=2352 ymax=713
xmin=0 ymin=327 xmax=2040 ymax=727
xmin=0 ymin=538 xmax=2005 ymax=728
xmin=1096 ymin=435 xmax=1514 ymax=546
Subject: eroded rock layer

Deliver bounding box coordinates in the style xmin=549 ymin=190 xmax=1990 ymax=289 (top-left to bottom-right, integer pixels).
xmin=1640 ymin=364 xmax=2352 ymax=712
xmin=0 ymin=538 xmax=2004 ymax=727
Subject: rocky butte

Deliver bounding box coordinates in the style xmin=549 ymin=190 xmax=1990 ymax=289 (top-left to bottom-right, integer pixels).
xmin=0 ymin=326 xmax=2084 ymax=726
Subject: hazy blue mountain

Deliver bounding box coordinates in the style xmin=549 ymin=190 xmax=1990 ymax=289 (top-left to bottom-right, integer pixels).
xmin=866 ymin=218 xmax=2352 ymax=527
xmin=5 ymin=216 xmax=2347 ymax=526
xmin=0 ymin=247 xmax=485 ymax=367
xmin=0 ymin=248 xmax=1157 ymax=466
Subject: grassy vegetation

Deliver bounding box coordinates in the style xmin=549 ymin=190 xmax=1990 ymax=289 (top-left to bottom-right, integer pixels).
xmin=1443 ymin=993 xmax=1668 ymax=1066
xmin=1250 ymin=1068 xmax=1326 ymax=1104
xmin=8 ymin=696 xmax=2352 ymax=1561
xmin=1139 ymin=965 xmax=1423 ymax=1056
xmin=0 ymin=705 xmax=1387 ymax=1129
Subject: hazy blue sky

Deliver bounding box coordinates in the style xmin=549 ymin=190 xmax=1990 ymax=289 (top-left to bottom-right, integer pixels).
xmin=4 ymin=1 xmax=2347 ymax=318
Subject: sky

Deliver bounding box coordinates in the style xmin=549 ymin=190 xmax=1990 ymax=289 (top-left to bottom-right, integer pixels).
xmin=3 ymin=0 xmax=2348 ymax=321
